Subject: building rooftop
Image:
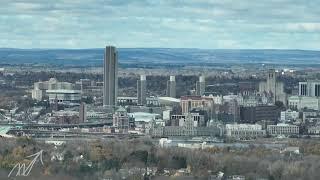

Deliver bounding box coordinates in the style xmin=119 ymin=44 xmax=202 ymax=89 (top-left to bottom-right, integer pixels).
xmin=116 ymin=106 xmax=127 ymax=112
xmin=158 ymin=96 xmax=180 ymax=103
xmin=46 ymin=89 xmax=81 ymax=93
xmin=128 ymin=112 xmax=160 ymax=122
xmin=180 ymin=96 xmax=212 ymax=101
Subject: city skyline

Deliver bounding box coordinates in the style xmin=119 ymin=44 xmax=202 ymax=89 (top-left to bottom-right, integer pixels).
xmin=1 ymin=1 xmax=320 ymax=179
xmin=0 ymin=0 xmax=319 ymax=50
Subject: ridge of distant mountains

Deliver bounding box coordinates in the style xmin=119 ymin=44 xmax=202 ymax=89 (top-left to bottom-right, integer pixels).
xmin=0 ymin=48 xmax=319 ymax=66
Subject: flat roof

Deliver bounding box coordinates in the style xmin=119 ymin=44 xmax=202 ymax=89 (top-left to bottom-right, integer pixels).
xmin=46 ymin=89 xmax=81 ymax=93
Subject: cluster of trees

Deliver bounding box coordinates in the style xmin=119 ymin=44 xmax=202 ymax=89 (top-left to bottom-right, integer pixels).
xmin=2 ymin=138 xmax=320 ymax=179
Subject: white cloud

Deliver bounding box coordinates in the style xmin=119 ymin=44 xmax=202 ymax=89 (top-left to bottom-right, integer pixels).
xmin=286 ymin=23 xmax=320 ymax=32
xmin=0 ymin=0 xmax=319 ymax=49
xmin=11 ymin=2 xmax=42 ymax=11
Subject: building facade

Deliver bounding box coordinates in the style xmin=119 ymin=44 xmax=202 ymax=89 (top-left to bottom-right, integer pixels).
xmin=166 ymin=76 xmax=176 ymax=98
xmin=225 ymin=124 xmax=265 ymax=139
xmin=47 ymin=89 xmax=81 ymax=104
xmin=137 ymin=75 xmax=147 ymax=105
xmin=79 ymin=102 xmax=87 ymax=123
xmin=103 ymin=46 xmax=118 ymax=106
xmin=280 ymin=110 xmax=299 ymax=122
xmin=267 ymin=124 xmax=299 ymax=136
xmin=171 ymin=113 xmax=205 ymax=127
xmin=288 ymin=96 xmax=320 ymax=111
xmin=180 ymin=96 xmax=214 ymax=114
xmin=113 ymin=107 xmax=129 ymax=133
xmin=31 ymin=78 xmax=77 ymax=101
xmin=308 ymin=126 xmax=320 ymax=135
xmin=259 ymin=69 xmax=286 ymax=104
xmin=240 ymin=105 xmax=280 ymax=123
xmin=299 ymin=81 xmax=320 ymax=97
xmin=151 ymin=113 xmax=222 ymax=137
xmin=196 ymin=76 xmax=205 ymax=96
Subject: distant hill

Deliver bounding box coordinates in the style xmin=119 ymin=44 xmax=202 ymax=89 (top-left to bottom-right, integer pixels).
xmin=0 ymin=48 xmax=319 ymax=66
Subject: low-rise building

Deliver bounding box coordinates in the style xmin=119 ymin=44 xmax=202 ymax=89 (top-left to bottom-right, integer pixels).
xmin=225 ymin=124 xmax=265 ymax=139
xmin=308 ymin=125 xmax=320 ymax=135
xmin=117 ymin=96 xmax=160 ymax=106
xmin=240 ymin=105 xmax=280 ymax=123
xmin=180 ymin=96 xmax=214 ymax=114
xmin=113 ymin=107 xmax=129 ymax=133
xmin=267 ymin=124 xmax=299 ymax=136
xmin=302 ymin=110 xmax=320 ymax=125
xmin=32 ymin=78 xmax=78 ymax=101
xmin=280 ymin=110 xmax=299 ymax=122
xmin=150 ymin=114 xmax=222 ymax=137
xmin=288 ymin=96 xmax=320 ymax=111
xmin=47 ymin=89 xmax=81 ymax=105
xmin=171 ymin=113 xmax=205 ymax=127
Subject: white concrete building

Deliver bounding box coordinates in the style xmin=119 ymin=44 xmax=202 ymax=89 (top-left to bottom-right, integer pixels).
xmin=267 ymin=124 xmax=299 ymax=136
xmin=225 ymin=124 xmax=265 ymax=138
xmin=31 ymin=89 xmax=44 ymax=101
xmin=128 ymin=112 xmax=160 ymax=123
xmin=288 ymin=96 xmax=320 ymax=111
xmin=280 ymin=110 xmax=299 ymax=122
xmin=308 ymin=125 xmax=320 ymax=135
xmin=171 ymin=113 xmax=205 ymax=127
xmin=113 ymin=107 xmax=129 ymax=133
xmin=308 ymin=126 xmax=320 ymax=135
xmin=31 ymin=78 xmax=78 ymax=102
xmin=47 ymin=89 xmax=81 ymax=104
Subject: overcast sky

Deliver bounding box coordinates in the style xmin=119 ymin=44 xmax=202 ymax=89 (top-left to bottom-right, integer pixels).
xmin=0 ymin=0 xmax=319 ymax=49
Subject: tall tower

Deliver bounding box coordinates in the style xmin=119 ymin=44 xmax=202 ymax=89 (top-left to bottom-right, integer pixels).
xmin=79 ymin=102 xmax=87 ymax=123
xmin=103 ymin=46 xmax=118 ymax=106
xmin=267 ymin=69 xmax=277 ymax=103
xmin=137 ymin=75 xmax=147 ymax=105
xmin=166 ymin=76 xmax=176 ymax=98
xmin=113 ymin=107 xmax=129 ymax=133
xmin=196 ymin=76 xmax=205 ymax=96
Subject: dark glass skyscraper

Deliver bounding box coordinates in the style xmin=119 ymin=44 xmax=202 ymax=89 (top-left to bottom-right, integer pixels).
xmin=103 ymin=46 xmax=118 ymax=106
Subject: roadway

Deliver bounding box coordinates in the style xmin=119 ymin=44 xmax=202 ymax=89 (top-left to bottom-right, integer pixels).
xmin=0 ymin=120 xmax=113 ymax=129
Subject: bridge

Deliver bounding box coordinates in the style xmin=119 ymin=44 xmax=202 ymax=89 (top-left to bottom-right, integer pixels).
xmin=0 ymin=120 xmax=145 ymax=139
xmin=7 ymin=128 xmax=143 ymax=139
xmin=0 ymin=120 xmax=113 ymax=130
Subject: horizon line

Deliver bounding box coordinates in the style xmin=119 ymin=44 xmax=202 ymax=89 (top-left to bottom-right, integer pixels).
xmin=0 ymin=47 xmax=319 ymax=51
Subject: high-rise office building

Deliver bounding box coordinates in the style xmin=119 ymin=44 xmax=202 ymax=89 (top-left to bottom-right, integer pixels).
xmin=299 ymin=81 xmax=320 ymax=97
xmin=166 ymin=76 xmax=176 ymax=98
xmin=79 ymin=102 xmax=87 ymax=123
xmin=137 ymin=75 xmax=147 ymax=105
xmin=103 ymin=46 xmax=118 ymax=106
xmin=196 ymin=76 xmax=205 ymax=96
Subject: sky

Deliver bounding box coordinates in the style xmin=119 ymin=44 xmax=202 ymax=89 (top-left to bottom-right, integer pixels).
xmin=0 ymin=0 xmax=319 ymax=50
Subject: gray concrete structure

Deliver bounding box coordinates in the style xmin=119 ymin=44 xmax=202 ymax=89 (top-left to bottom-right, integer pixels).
xmin=103 ymin=46 xmax=118 ymax=106
xmin=196 ymin=75 xmax=206 ymax=96
xmin=137 ymin=75 xmax=147 ymax=105
xmin=166 ymin=76 xmax=176 ymax=98
xmin=79 ymin=102 xmax=87 ymax=123
xmin=259 ymin=69 xmax=286 ymax=104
